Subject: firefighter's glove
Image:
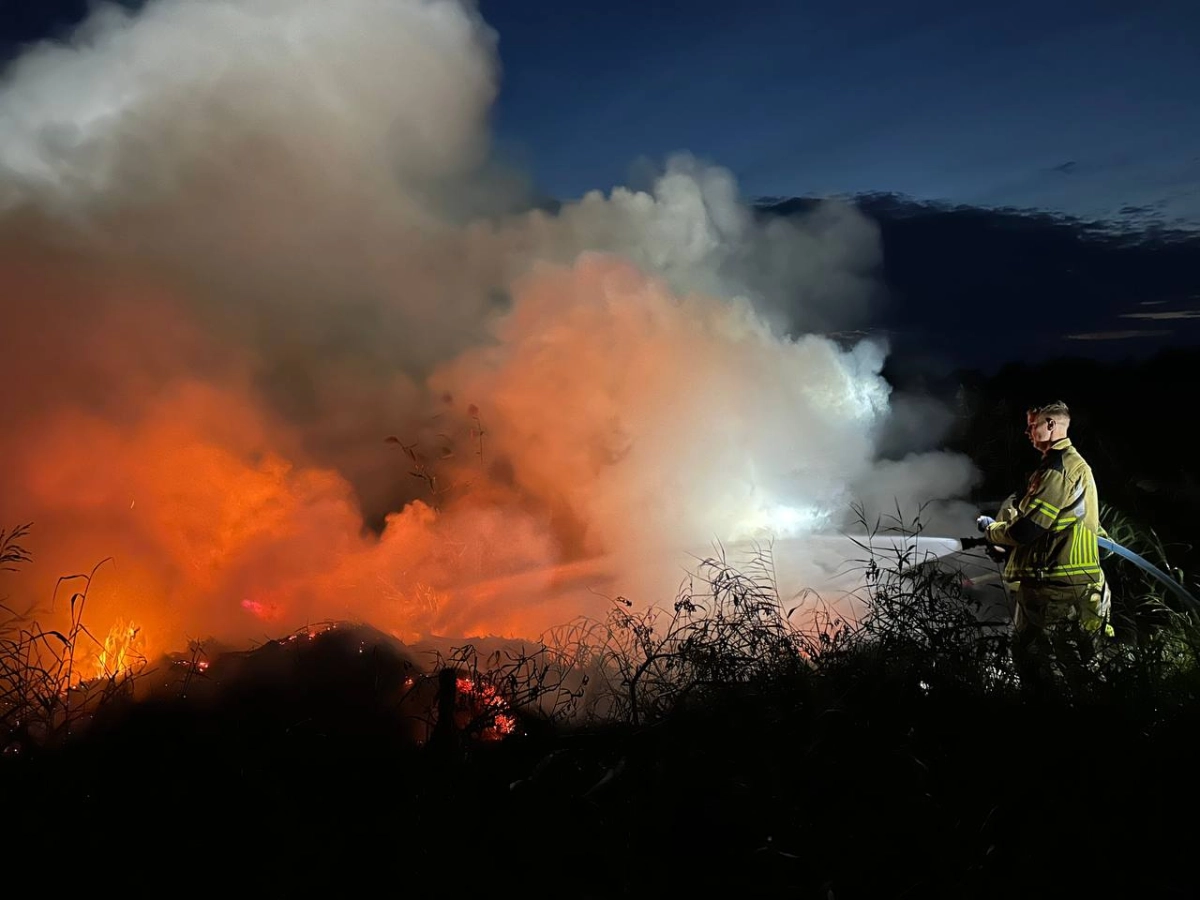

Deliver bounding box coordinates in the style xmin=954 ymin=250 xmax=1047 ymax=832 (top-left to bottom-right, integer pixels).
xmin=976 ymin=515 xmax=995 ymax=533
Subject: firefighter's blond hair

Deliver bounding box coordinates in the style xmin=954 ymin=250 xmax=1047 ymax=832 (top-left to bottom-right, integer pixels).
xmin=1028 ymin=400 xmax=1071 ymax=422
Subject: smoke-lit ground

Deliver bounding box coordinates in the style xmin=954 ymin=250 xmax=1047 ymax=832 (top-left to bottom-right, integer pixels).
xmin=0 ymin=0 xmax=978 ymax=668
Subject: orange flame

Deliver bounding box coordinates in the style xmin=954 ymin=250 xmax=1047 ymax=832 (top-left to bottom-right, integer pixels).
xmin=92 ymin=618 xmax=146 ymax=681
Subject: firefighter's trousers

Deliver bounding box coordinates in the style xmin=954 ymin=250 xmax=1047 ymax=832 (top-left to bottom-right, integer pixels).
xmin=1011 ymin=578 xmax=1114 ymax=697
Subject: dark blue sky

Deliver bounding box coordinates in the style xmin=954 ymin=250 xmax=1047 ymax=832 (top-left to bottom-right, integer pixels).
xmin=482 ymin=0 xmax=1200 ymax=226
xmin=3 ymin=0 xmax=1198 ymax=225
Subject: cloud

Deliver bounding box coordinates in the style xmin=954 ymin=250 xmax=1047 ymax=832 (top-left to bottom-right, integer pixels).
xmin=1118 ymin=309 xmax=1200 ymax=320
xmin=1064 ymin=329 xmax=1170 ymax=340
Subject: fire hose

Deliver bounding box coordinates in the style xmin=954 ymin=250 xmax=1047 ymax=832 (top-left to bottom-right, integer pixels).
xmin=960 ymin=535 xmax=1200 ymax=617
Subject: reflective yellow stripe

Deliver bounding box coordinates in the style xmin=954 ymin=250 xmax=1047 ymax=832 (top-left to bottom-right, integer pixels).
xmin=1080 ymin=524 xmax=1095 ymax=566
xmin=1009 ymin=561 xmax=1104 ymax=577
xmin=1044 ymin=563 xmax=1103 ymax=575
xmin=1029 ymin=497 xmax=1061 ymax=516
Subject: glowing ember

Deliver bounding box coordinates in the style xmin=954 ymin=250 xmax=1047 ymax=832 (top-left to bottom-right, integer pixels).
xmin=276 ymin=623 xmax=338 ymax=645
xmin=457 ymin=676 xmax=517 ymax=740
xmin=171 ymin=658 xmax=209 ymax=671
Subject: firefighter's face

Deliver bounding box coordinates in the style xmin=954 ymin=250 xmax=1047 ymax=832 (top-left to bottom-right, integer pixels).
xmin=1025 ymin=413 xmax=1055 ymax=448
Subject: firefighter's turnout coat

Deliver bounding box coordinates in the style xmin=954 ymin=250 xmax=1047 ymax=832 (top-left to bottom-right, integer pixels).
xmin=984 ymin=438 xmax=1105 ymax=592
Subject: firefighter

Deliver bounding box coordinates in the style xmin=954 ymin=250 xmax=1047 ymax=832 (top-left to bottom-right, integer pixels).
xmin=976 ymin=401 xmax=1113 ymax=696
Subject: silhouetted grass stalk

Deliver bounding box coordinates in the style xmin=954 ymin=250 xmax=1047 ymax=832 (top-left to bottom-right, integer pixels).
xmin=1 ymin=526 xmax=145 ymax=755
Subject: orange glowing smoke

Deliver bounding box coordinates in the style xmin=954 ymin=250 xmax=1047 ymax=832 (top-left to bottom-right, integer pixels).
xmin=0 ymin=249 xmax=730 ymax=661
xmin=0 ymin=250 xmax=613 ymax=660
xmin=0 ymin=245 xmax=942 ymax=669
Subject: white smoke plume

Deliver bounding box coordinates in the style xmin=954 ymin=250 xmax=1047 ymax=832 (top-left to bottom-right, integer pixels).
xmin=0 ymin=0 xmax=977 ymax=657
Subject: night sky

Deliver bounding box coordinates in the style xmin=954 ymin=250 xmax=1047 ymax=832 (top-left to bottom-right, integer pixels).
xmin=483 ymin=0 xmax=1200 ymax=227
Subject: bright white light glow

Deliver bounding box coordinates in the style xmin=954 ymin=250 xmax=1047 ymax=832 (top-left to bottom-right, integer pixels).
xmin=729 ymin=502 xmax=831 ymax=541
